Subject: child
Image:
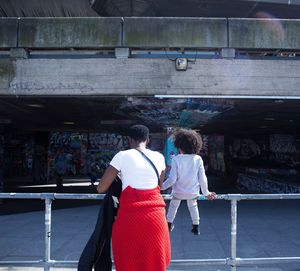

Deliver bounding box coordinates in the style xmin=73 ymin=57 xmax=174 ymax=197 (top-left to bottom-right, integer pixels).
xmin=161 ymin=129 xmax=216 ymax=235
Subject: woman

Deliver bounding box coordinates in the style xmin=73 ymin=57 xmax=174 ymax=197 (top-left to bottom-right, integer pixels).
xmin=97 ymin=125 xmax=171 ymax=271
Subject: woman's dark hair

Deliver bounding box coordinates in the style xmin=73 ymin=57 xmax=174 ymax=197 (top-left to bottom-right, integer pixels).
xmin=128 ymin=125 xmax=149 ymax=143
xmin=173 ymin=129 xmax=203 ymax=154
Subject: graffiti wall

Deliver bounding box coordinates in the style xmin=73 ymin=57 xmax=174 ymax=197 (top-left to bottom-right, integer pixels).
xmin=86 ymin=132 xmax=128 ymax=176
xmin=237 ymin=173 xmax=300 ymax=193
xmin=269 ymin=134 xmax=300 ymax=167
xmin=227 ymin=134 xmax=300 ymax=192
xmin=48 ymin=132 xmax=87 ymax=179
xmin=49 ymin=131 xmax=164 ymax=180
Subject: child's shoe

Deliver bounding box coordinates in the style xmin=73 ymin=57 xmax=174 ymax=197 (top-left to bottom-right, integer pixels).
xmin=168 ymin=222 xmax=174 ymax=232
xmin=191 ymin=224 xmax=200 ymax=235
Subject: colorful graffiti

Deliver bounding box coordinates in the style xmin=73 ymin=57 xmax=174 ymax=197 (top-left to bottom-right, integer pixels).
xmin=87 ymin=132 xmax=128 ymax=176
xmin=232 ymin=138 xmax=262 ymax=160
xmin=119 ymin=98 xmax=234 ymax=128
xmin=49 ymin=132 xmax=88 ymax=178
xmin=48 ymin=132 xmax=129 ymax=179
xmin=270 ymin=134 xmax=296 ymax=153
xmin=163 ymin=127 xmax=178 ymax=176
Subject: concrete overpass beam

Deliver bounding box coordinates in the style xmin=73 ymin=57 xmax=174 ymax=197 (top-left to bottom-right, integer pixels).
xmin=123 ymin=17 xmax=228 ymax=49
xmin=18 ymin=18 xmax=123 ymax=49
xmin=0 ymin=60 xmax=14 ymax=92
xmin=1 ymin=58 xmax=299 ymax=97
xmin=0 ymin=18 xmax=18 ymax=48
xmin=229 ymin=18 xmax=300 ymax=50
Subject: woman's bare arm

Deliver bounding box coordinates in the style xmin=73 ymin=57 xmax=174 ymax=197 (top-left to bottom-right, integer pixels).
xmin=97 ymin=165 xmax=119 ymax=193
xmin=159 ymin=170 xmax=166 ymax=187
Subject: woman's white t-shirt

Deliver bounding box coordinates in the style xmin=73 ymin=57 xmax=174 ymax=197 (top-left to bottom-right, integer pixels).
xmin=110 ymin=148 xmax=166 ymax=190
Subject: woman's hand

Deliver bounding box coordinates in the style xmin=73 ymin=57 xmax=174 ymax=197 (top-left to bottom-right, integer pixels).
xmin=206 ymin=192 xmax=217 ymax=200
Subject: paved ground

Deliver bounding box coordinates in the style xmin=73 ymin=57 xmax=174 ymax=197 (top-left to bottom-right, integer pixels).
xmin=0 ymin=182 xmax=300 ymax=271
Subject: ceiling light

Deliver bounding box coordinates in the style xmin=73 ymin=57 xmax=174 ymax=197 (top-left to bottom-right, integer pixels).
xmin=63 ymin=121 xmax=75 ymax=125
xmin=27 ymin=104 xmax=45 ymax=108
xmin=264 ymin=117 xmax=275 ymax=121
xmin=0 ymin=119 xmax=11 ymax=124
xmin=175 ymin=58 xmax=188 ymax=71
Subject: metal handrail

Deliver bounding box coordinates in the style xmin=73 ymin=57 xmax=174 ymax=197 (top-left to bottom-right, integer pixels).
xmin=0 ymin=192 xmax=300 ymax=271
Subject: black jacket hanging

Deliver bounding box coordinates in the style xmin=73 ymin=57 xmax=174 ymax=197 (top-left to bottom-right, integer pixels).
xmin=78 ymin=178 xmax=122 ymax=271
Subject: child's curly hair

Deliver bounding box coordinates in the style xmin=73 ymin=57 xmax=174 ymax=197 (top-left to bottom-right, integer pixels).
xmin=173 ymin=129 xmax=203 ymax=154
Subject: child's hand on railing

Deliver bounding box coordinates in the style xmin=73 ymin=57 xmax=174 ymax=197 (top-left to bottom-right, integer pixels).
xmin=206 ymin=192 xmax=217 ymax=200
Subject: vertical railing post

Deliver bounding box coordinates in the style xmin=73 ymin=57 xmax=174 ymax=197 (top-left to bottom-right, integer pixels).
xmin=230 ymin=199 xmax=238 ymax=271
xmin=44 ymin=198 xmax=52 ymax=271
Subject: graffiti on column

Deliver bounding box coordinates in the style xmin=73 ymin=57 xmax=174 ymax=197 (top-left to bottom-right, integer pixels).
xmin=163 ymin=127 xmax=178 ymax=177
xmin=199 ymin=135 xmax=209 ymax=171
xmin=209 ymin=135 xmax=225 ymax=172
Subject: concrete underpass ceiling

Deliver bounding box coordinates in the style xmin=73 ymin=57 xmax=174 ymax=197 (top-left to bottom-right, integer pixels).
xmin=0 ymin=97 xmax=300 ymax=135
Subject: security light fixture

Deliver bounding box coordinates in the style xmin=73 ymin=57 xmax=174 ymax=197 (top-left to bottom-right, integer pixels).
xmin=175 ymin=58 xmax=188 ymax=71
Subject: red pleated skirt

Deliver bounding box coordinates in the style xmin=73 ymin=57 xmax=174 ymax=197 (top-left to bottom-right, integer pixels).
xmin=112 ymin=185 xmax=171 ymax=271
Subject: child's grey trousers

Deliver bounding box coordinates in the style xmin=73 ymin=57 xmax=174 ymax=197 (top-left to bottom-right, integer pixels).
xmin=166 ymin=197 xmax=199 ymax=225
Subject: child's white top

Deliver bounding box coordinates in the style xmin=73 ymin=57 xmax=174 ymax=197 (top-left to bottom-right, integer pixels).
xmin=161 ymin=154 xmax=210 ymax=199
xmin=110 ymin=148 xmax=166 ymax=190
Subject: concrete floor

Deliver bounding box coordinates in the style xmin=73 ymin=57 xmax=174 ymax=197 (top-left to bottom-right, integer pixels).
xmin=1 ymin=194 xmax=300 ymax=271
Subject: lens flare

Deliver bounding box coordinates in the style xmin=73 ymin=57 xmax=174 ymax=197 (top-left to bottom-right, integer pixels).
xmin=255 ymin=11 xmax=285 ymax=41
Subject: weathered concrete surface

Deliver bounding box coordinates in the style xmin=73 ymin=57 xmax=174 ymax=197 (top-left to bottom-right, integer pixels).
xmin=123 ymin=17 xmax=228 ymax=48
xmin=18 ymin=18 xmax=122 ymax=48
xmin=1 ymin=58 xmax=300 ymax=97
xmin=0 ymin=18 xmax=18 ymax=48
xmin=2 ymin=17 xmax=300 ymax=50
xmin=0 ymin=60 xmax=14 ymax=91
xmin=229 ymin=18 xmax=300 ymax=49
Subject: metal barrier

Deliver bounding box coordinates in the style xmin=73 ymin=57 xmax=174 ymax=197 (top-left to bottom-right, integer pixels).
xmin=0 ymin=192 xmax=300 ymax=271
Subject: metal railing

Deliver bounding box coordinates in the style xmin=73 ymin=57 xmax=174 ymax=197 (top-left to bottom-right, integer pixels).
xmin=0 ymin=192 xmax=300 ymax=271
